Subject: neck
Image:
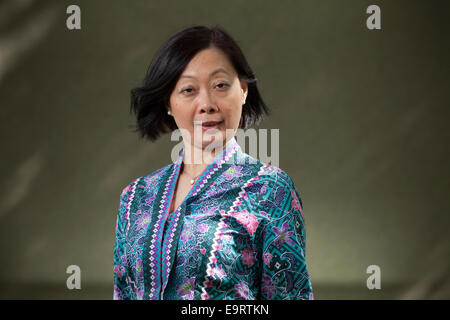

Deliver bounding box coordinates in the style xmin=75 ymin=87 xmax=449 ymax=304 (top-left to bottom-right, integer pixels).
xmin=182 ymin=138 xmax=233 ymax=177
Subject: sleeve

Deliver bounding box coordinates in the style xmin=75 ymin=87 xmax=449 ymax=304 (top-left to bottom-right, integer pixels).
xmin=113 ymin=182 xmax=134 ymax=300
xmin=257 ymin=171 xmax=314 ymax=300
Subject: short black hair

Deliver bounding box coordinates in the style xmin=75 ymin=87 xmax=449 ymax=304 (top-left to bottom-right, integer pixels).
xmin=129 ymin=24 xmax=270 ymax=142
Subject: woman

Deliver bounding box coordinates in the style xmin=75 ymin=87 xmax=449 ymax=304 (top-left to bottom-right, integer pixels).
xmin=113 ymin=25 xmax=314 ymax=300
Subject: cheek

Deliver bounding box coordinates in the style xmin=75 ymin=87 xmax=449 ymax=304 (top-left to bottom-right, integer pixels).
xmin=223 ymin=105 xmax=242 ymax=126
xmin=172 ymin=104 xmax=196 ymax=128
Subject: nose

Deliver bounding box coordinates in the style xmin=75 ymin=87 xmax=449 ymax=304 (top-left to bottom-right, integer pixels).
xmin=200 ymin=103 xmax=218 ymax=114
xmin=197 ymin=89 xmax=219 ymax=114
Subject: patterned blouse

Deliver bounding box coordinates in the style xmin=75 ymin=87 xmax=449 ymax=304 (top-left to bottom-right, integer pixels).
xmin=113 ymin=137 xmax=314 ymax=300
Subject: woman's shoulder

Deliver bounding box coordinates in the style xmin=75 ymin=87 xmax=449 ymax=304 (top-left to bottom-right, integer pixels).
xmin=242 ymin=163 xmax=305 ymax=220
xmin=237 ymin=153 xmax=295 ymax=186
xmin=119 ymin=163 xmax=173 ymax=200
xmin=252 ymin=163 xmax=298 ymax=191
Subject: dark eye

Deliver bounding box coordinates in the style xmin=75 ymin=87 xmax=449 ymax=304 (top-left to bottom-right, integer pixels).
xmin=216 ymin=83 xmax=230 ymax=89
xmin=182 ymin=88 xmax=194 ymax=94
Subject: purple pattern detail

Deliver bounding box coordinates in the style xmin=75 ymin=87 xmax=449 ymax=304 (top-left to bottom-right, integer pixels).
xmin=149 ymin=139 xmax=240 ymax=299
xmin=160 ymin=139 xmax=240 ymax=296
xmin=147 ymin=152 xmax=183 ymax=299
xmin=124 ymin=180 xmax=138 ymax=236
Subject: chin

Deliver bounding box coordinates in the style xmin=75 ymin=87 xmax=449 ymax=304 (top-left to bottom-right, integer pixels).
xmin=200 ymin=131 xmax=226 ymax=149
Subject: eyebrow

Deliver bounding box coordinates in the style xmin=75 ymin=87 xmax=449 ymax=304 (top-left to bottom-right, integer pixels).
xmin=179 ymin=68 xmax=232 ymax=79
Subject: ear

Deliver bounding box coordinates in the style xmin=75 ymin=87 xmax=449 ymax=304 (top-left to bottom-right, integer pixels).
xmin=164 ymin=96 xmax=171 ymax=113
xmin=240 ymin=80 xmax=248 ymax=102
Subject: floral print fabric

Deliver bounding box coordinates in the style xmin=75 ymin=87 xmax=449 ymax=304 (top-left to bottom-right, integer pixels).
xmin=113 ymin=137 xmax=314 ymax=300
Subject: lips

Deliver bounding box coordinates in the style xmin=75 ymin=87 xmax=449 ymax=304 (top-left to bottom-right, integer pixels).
xmin=195 ymin=120 xmax=224 ymax=131
xmin=202 ymin=120 xmax=223 ymax=126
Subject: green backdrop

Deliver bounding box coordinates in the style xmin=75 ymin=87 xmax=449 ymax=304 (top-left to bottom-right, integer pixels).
xmin=0 ymin=0 xmax=448 ymax=299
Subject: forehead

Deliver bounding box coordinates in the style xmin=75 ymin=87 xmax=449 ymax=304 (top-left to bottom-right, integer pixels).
xmin=179 ymin=47 xmax=237 ymax=79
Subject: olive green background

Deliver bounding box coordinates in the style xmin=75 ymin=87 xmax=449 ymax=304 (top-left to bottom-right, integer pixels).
xmin=0 ymin=0 xmax=448 ymax=299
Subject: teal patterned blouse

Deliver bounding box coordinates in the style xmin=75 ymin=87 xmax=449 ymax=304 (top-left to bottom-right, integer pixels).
xmin=113 ymin=137 xmax=314 ymax=300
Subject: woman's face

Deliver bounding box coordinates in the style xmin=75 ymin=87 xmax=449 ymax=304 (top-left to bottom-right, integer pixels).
xmin=168 ymin=47 xmax=248 ymax=151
